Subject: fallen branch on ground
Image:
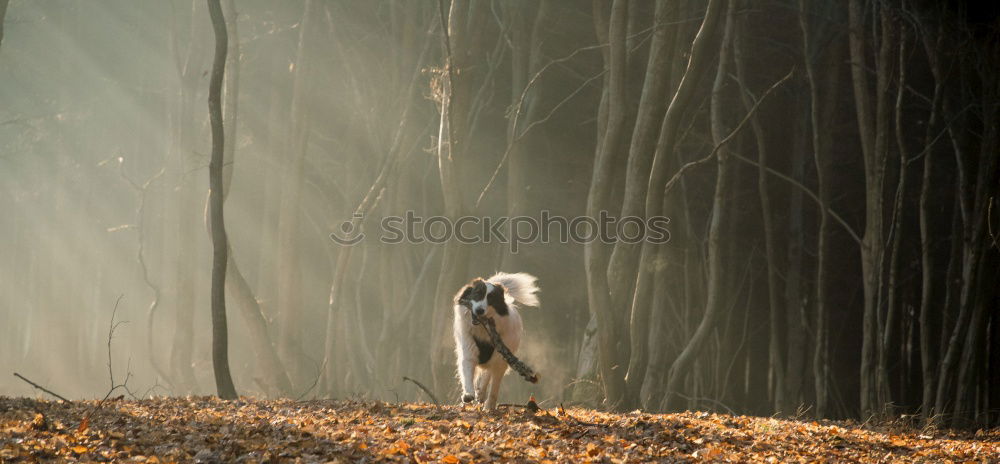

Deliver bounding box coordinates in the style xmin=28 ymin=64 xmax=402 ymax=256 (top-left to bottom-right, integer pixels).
xmin=403 ymin=376 xmax=440 ymax=406
xmin=296 ymin=358 xmax=327 ymax=401
xmin=473 ymin=315 xmax=539 ymax=383
xmin=12 ymin=373 xmax=70 ymax=402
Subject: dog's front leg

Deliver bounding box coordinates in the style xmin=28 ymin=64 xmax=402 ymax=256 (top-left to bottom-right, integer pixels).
xmin=459 ymin=359 xmax=476 ymax=403
xmin=456 ymin=339 xmax=477 ymax=403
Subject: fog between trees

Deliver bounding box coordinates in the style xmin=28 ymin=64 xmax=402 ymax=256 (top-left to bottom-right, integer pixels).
xmin=0 ymin=0 xmax=997 ymax=428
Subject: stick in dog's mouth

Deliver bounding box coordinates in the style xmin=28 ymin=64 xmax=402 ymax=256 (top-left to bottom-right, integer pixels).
xmin=472 ymin=314 xmax=540 ymax=384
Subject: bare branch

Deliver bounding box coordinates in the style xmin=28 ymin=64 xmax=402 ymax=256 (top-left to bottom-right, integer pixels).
xmin=472 ymin=314 xmax=539 ymax=384
xmin=101 ymin=295 xmax=137 ymax=403
xmin=663 ymin=68 xmax=794 ymax=197
xmin=403 ymin=376 xmax=440 ymax=406
xmin=476 ymin=68 xmax=606 ymax=207
xmin=107 ymin=295 xmax=126 ymax=390
xmin=658 ymin=66 xmax=863 ymax=246
xmin=13 ymin=373 xmax=70 ymax=402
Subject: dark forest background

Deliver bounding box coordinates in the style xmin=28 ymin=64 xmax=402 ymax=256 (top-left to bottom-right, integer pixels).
xmin=0 ymin=0 xmax=997 ymax=428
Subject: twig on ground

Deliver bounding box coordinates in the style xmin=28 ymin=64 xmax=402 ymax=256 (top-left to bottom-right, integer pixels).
xmin=557 ymin=402 xmax=602 ymax=427
xmin=101 ymin=295 xmax=136 ymax=402
xmin=296 ymin=358 xmax=327 ymax=401
xmin=12 ymin=373 xmax=70 ymax=402
xmin=141 ymin=381 xmax=170 ymax=398
xmin=78 ymin=297 xmax=137 ymax=433
xmin=499 ymin=396 xmax=542 ymax=413
xmin=402 ymin=376 xmax=440 ymax=406
xmin=473 ymin=315 xmax=539 ymax=383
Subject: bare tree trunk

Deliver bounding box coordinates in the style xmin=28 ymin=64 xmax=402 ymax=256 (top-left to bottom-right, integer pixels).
xmin=169 ymin=0 xmax=208 ymax=394
xmin=585 ymin=0 xmax=630 ymax=409
xmin=848 ymin=0 xmax=875 ymax=416
xmin=951 ymin=72 xmax=999 ymax=425
xmin=206 ymin=0 xmax=237 ymax=400
xmin=917 ymin=15 xmax=943 ymax=421
xmin=664 ymin=1 xmax=733 ymax=410
xmin=502 ymin=0 xmax=550 ymax=272
xmin=880 ymin=25 xmax=910 ymax=413
xmin=799 ymin=0 xmax=843 ymax=418
xmin=211 ymin=0 xmax=292 ymax=397
xmin=917 ymin=132 xmax=937 ymax=418
xmin=639 ymin=262 xmax=670 ymax=408
xmin=849 ymin=0 xmax=892 ymax=418
xmin=428 ymin=0 xmax=492 ymax=393
xmin=738 ymin=4 xmax=785 ymax=413
xmin=934 ymin=47 xmax=999 ymax=427
xmin=621 ymin=0 xmax=681 ymax=409
xmin=573 ymin=0 xmax=613 ymax=408
xmin=624 ymin=1 xmax=724 ymax=410
xmin=275 ymin=0 xmax=314 ymax=387
xmin=429 ymin=0 xmax=464 ymax=393
xmin=0 ymin=0 xmax=9 ymax=48
xmin=783 ymin=102 xmax=808 ymax=414
xmin=254 ymin=53 xmax=285 ymax=319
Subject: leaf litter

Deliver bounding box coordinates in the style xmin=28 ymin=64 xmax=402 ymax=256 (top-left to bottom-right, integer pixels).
xmin=0 ymin=396 xmax=997 ymax=463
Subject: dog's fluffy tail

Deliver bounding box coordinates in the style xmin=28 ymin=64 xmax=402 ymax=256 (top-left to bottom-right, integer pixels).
xmin=489 ymin=272 xmax=540 ymax=307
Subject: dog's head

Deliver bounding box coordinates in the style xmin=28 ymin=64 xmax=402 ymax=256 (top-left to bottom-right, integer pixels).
xmin=455 ymin=278 xmax=509 ymax=318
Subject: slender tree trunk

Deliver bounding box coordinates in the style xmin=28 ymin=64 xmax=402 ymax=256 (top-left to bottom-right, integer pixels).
xmin=574 ymin=0 xmax=612 ymax=408
xmin=848 ymin=0 xmax=875 ymax=416
xmin=502 ymin=1 xmax=549 ymax=271
xmin=880 ymin=26 xmax=910 ymax=413
xmin=275 ymin=0 xmax=314 ymax=387
xmin=951 ymin=73 xmax=999 ymax=425
xmin=255 ymin=54 xmax=284 ymax=319
xmin=917 ymin=129 xmax=937 ymax=418
xmin=639 ymin=262 xmax=670 ymax=408
xmin=934 ymin=58 xmax=998 ymax=426
xmin=626 ymin=0 xmax=726 ymax=409
xmin=849 ymin=0 xmax=893 ymax=417
xmin=620 ymin=0 xmax=682 ymax=409
xmin=169 ymin=0 xmax=207 ymax=394
xmin=664 ymin=1 xmax=733 ymax=410
xmin=194 ymin=0 xmax=292 ymax=397
xmin=206 ymin=0 xmax=237 ymax=400
xmin=634 ymin=0 xmax=723 ymax=410
xmin=798 ymin=0 xmax=840 ymax=417
xmin=917 ymin=16 xmax=944 ymax=421
xmin=0 ymin=0 xmax=9 ymax=48
xmin=429 ymin=0 xmax=494 ymax=393
xmin=585 ymin=0 xmax=629 ymax=410
xmin=782 ymin=101 xmax=808 ymax=414
xmin=737 ymin=5 xmax=785 ymax=413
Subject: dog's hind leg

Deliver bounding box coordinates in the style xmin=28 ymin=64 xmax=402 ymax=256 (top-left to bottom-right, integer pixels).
xmin=475 ymin=369 xmax=491 ymax=402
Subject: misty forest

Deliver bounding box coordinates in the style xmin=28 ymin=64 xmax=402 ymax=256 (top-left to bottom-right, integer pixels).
xmin=1 ymin=0 xmax=999 ymax=460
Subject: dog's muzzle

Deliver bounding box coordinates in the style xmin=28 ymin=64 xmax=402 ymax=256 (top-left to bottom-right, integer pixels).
xmin=473 ymin=308 xmax=485 ymax=317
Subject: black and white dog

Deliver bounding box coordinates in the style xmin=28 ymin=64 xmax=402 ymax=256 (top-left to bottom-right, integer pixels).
xmin=453 ymin=272 xmax=539 ymax=410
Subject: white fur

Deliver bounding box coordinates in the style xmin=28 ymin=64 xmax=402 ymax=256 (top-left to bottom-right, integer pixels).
xmin=453 ymin=272 xmax=539 ymax=410
xmin=488 ymin=272 xmax=540 ymax=307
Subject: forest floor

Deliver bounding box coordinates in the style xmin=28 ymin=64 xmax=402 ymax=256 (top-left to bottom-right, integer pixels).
xmin=0 ymin=396 xmax=997 ymax=463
